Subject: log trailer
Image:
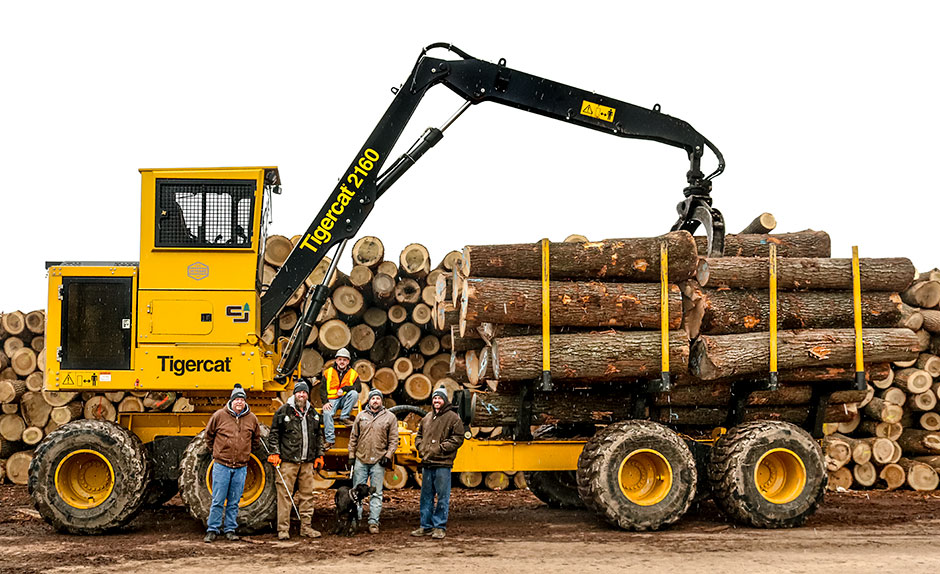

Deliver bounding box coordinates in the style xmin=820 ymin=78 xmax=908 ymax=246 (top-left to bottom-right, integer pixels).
xmin=31 ymin=44 xmax=835 ymax=534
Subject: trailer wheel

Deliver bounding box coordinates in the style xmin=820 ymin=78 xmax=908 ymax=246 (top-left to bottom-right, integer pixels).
xmin=28 ymin=420 xmax=151 ymax=534
xmin=708 ymin=421 xmax=825 ymax=528
xmin=178 ymin=427 xmax=276 ymax=533
xmin=576 ymin=420 xmax=696 ymax=531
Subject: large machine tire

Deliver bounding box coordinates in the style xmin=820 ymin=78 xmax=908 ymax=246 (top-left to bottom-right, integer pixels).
xmin=524 ymin=425 xmax=585 ymax=509
xmin=576 ymin=420 xmax=696 ymax=531
xmin=178 ymin=427 xmax=277 ymax=533
xmin=28 ymin=419 xmax=151 ymax=534
xmin=707 ymin=420 xmax=825 ymax=528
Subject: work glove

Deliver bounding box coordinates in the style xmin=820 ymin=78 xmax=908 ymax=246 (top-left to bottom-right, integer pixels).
xmin=267 ymin=453 xmax=281 ymax=467
xmin=380 ymin=456 xmax=392 ymax=469
xmin=313 ymin=456 xmax=324 ymax=469
xmin=348 ymin=456 xmax=356 ymax=468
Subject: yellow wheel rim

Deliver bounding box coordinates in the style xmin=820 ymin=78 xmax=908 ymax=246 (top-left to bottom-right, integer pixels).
xmin=754 ymin=448 xmax=806 ymax=504
xmin=618 ymin=449 xmax=672 ymax=506
xmin=54 ymin=449 xmax=115 ymax=509
xmin=206 ymin=454 xmax=266 ymax=507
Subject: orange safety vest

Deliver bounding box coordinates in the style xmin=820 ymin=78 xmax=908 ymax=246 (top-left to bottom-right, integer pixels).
xmin=324 ymin=367 xmax=359 ymax=400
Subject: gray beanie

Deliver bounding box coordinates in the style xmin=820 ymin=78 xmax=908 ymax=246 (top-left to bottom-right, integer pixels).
xmin=293 ymin=381 xmax=310 ymax=395
xmin=368 ymin=388 xmax=383 ymax=401
xmin=432 ymin=387 xmax=448 ymax=401
xmin=230 ymin=384 xmax=247 ymax=400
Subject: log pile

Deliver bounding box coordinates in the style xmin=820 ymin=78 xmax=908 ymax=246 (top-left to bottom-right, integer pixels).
xmin=823 ymin=269 xmax=940 ymax=491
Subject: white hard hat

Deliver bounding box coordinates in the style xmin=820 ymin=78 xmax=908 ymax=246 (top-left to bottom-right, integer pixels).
xmin=335 ymin=348 xmax=351 ymax=359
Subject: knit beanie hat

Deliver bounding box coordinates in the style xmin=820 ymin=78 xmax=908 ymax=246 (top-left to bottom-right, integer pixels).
xmin=230 ymin=384 xmax=247 ymax=400
xmin=293 ymin=381 xmax=310 ymax=395
xmin=368 ymin=389 xmax=383 ymax=401
xmin=432 ymin=387 xmax=448 ymax=401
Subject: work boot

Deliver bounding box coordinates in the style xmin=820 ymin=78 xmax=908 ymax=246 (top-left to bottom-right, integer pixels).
xmin=340 ymin=417 xmax=355 ymax=426
xmin=324 ymin=442 xmax=335 ymax=451
xmin=278 ymin=531 xmax=290 ymax=540
xmin=224 ymin=531 xmax=239 ymax=541
xmin=204 ymin=531 xmax=217 ymax=543
xmin=410 ymin=527 xmax=432 ymax=537
xmin=301 ymin=527 xmax=322 ymax=539
xmin=369 ymin=523 xmax=379 ymax=534
xmin=431 ymin=528 xmax=445 ymax=539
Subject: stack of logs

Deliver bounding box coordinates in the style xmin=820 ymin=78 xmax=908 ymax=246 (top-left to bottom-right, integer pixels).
xmin=823 ymin=270 xmax=940 ymax=491
xmin=0 ymin=310 xmax=199 ymax=485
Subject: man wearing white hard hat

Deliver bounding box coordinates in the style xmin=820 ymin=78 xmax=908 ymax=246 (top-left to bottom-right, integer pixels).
xmin=319 ymin=347 xmax=360 ymax=448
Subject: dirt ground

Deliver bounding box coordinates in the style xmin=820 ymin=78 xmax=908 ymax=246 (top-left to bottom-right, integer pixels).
xmin=2 ymin=485 xmax=940 ymax=574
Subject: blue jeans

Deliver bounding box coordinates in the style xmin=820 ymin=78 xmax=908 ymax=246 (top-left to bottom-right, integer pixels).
xmin=207 ymin=462 xmax=247 ymax=533
xmin=420 ymin=467 xmax=452 ymax=530
xmin=323 ymin=391 xmax=358 ymax=443
xmin=352 ymin=459 xmax=385 ymax=525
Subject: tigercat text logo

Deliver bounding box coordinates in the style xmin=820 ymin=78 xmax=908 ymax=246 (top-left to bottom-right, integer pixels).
xmin=158 ymin=355 xmax=232 ymax=376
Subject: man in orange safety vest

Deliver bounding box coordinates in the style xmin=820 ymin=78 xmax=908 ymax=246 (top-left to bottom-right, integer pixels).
xmin=319 ymin=347 xmax=361 ymax=449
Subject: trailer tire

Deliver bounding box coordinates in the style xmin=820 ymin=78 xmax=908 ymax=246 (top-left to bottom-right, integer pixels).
xmin=576 ymin=420 xmax=696 ymax=531
xmin=708 ymin=420 xmax=825 ymax=528
xmin=178 ymin=427 xmax=276 ymax=533
xmin=28 ymin=420 xmax=151 ymax=534
xmin=143 ymin=479 xmax=179 ymax=507
xmin=524 ymin=425 xmax=585 ymax=509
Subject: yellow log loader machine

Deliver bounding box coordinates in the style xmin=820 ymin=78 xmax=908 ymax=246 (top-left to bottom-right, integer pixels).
xmin=31 ymin=44 xmax=831 ymax=534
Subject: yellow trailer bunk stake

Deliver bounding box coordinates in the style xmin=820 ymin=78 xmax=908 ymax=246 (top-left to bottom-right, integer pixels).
xmin=768 ymin=243 xmax=779 ymax=390
xmin=852 ymin=246 xmax=866 ymax=390
xmin=540 ymin=238 xmax=552 ymax=391
xmin=659 ymin=241 xmax=671 ymax=391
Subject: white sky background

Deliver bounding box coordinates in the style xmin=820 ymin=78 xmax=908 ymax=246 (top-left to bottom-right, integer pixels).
xmin=1 ymin=2 xmax=938 ymax=311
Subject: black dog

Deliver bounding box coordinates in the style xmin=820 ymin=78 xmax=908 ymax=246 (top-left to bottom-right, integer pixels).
xmin=332 ymin=483 xmax=374 ymax=536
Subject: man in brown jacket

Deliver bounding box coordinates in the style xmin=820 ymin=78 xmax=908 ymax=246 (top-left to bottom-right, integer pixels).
xmin=411 ymin=388 xmax=464 ymax=539
xmin=203 ymin=383 xmax=261 ymax=542
xmin=348 ymin=389 xmax=399 ymax=533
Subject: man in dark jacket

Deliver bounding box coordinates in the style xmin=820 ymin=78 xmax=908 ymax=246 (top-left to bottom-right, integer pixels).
xmin=348 ymin=389 xmax=399 ymax=533
xmin=204 ymin=383 xmax=261 ymax=542
xmin=411 ymin=388 xmax=464 ymax=540
xmin=267 ymin=380 xmax=326 ymax=540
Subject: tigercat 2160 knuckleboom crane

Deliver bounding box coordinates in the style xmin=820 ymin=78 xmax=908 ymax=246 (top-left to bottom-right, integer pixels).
xmin=33 ymin=44 xmax=824 ymax=536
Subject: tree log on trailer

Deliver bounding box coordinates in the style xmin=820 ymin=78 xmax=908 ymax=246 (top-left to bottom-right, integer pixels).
xmin=471 ymin=389 xmax=635 ymax=427
xmin=650 ymin=404 xmax=857 ymax=427
xmin=696 ymin=257 xmax=914 ymax=291
xmin=462 ymin=231 xmax=698 ymax=282
xmin=493 ymin=331 xmax=689 ymax=383
xmin=460 ymin=277 xmax=682 ymax=331
xmin=694 ymin=290 xmax=901 ymax=336
xmin=694 ymin=230 xmax=831 ymax=258
xmin=690 ymin=328 xmax=920 ymax=381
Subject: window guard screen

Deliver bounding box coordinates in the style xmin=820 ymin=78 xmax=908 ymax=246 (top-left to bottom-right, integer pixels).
xmin=155 ymin=179 xmax=256 ymax=248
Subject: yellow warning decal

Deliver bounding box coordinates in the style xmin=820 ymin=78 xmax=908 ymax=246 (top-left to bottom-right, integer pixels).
xmin=580 ymin=100 xmax=616 ymax=122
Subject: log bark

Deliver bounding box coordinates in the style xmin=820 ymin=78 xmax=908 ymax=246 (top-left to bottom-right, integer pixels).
xmin=898 ymin=457 xmax=940 ymax=491
xmin=915 ymin=353 xmax=940 ymax=376
xmin=697 ymin=257 xmax=914 ymax=291
xmin=42 ymin=391 xmax=79 ymax=408
xmin=906 ymin=391 xmax=937 ymax=412
xmin=651 ymin=404 xmax=855 ymax=427
xmin=472 ymin=389 xmax=636 ymax=426
xmin=653 ymin=383 xmax=826 ymax=407
xmin=876 ymin=387 xmax=906 ymax=406
xmin=0 ymin=380 xmax=26 ymax=404
xmin=921 ymin=310 xmax=940 ymax=334
xmin=690 ymin=328 xmax=919 ymax=381
xmin=899 ymin=304 xmax=924 ymax=331
xmin=871 ymin=366 xmax=894 ymax=390
xmin=694 ymin=230 xmax=831 ymax=258
xmin=695 ymin=290 xmax=901 ymax=336
xmin=739 ymin=213 xmax=777 ymax=234
xmin=351 ymin=236 xmax=384 ymax=269
xmin=494 ymin=331 xmax=689 ymax=382
xmin=463 ymin=231 xmax=698 ymax=282
xmin=878 ymin=463 xmax=906 ymax=490
xmin=862 ymin=397 xmax=903 ymax=423
xmin=896 ymin=429 xmax=940 ymax=455
xmin=460 ymin=277 xmax=682 ymax=331
xmin=5 ymin=450 xmax=32 ymax=485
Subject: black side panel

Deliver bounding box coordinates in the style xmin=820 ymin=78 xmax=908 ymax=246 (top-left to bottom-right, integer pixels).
xmin=61 ymin=277 xmax=133 ymax=370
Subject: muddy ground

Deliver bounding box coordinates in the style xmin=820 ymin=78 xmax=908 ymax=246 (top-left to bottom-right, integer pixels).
xmin=2 ymin=485 xmax=940 ymax=573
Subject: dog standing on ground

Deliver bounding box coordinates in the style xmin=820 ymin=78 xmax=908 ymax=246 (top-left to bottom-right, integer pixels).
xmin=332 ymin=483 xmax=374 ymax=536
